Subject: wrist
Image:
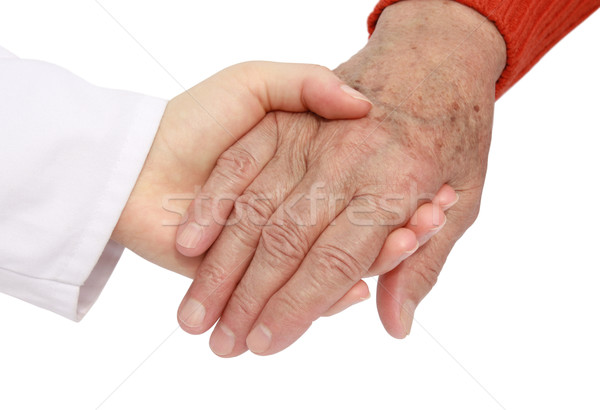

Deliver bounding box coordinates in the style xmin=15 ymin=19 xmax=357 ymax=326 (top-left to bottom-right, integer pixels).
xmin=371 ymin=0 xmax=506 ymax=82
xmin=335 ymin=0 xmax=506 ymax=121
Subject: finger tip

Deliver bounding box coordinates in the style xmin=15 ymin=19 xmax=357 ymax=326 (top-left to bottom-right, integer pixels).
xmin=340 ymin=84 xmax=373 ymax=106
xmin=246 ymin=324 xmax=272 ymax=355
xmin=439 ymin=186 xmax=459 ymax=210
xmin=177 ymin=320 xmax=205 ymax=335
xmin=175 ymin=243 xmax=203 ymax=257
xmin=176 ymin=222 xmax=212 ymax=256
xmin=322 ymin=284 xmax=371 ymax=317
xmin=392 ymin=331 xmax=409 ymax=340
xmin=447 ymin=191 xmax=460 ymax=209
xmin=410 ymin=203 xmax=435 ymax=226
xmin=209 ymin=324 xmax=237 ymax=357
xmin=175 ymin=233 xmax=207 ymax=257
xmin=345 ymin=99 xmax=374 ymax=119
xmin=177 ymin=297 xmax=209 ymax=334
xmin=316 ymin=84 xmax=373 ymax=119
xmin=352 ymin=100 xmax=374 ymax=116
xmin=397 ymin=231 xmax=419 ymax=255
xmin=177 ymin=314 xmax=206 ymax=334
xmin=381 ymin=321 xmax=407 ymax=339
xmin=377 ymin=291 xmax=416 ymax=340
xmin=355 ymin=280 xmax=371 ymax=299
xmin=384 ymin=319 xmax=411 ymax=339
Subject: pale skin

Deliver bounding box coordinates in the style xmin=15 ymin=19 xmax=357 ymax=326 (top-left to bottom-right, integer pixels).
xmin=112 ymin=62 xmax=456 ymax=323
xmin=176 ymin=0 xmax=507 ymax=356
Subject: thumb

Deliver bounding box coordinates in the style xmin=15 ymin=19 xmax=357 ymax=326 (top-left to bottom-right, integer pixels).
xmin=376 ymin=202 xmax=475 ymax=339
xmin=236 ymin=61 xmax=373 ymax=120
xmin=170 ymin=62 xmax=372 ymax=164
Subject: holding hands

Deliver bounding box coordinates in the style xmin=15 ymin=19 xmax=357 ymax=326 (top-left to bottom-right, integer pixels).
xmin=117 ymin=0 xmax=506 ymax=357
xmin=112 ymin=62 xmax=375 ymax=279
xmin=171 ymin=0 xmax=505 ymax=357
xmin=112 ymin=60 xmax=456 ymax=356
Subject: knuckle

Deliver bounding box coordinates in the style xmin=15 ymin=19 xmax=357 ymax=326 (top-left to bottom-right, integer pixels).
xmin=269 ymin=291 xmax=315 ymax=326
xmin=260 ymin=219 xmax=309 ymax=264
xmin=313 ymin=244 xmax=365 ymax=285
xmin=197 ymin=260 xmax=231 ymax=291
xmin=228 ymin=290 xmax=261 ymax=321
xmin=347 ymin=193 xmax=399 ymax=227
xmin=229 ymin=220 xmax=261 ymax=249
xmin=234 ymin=190 xmax=276 ymax=226
xmin=214 ymin=146 xmax=259 ymax=185
xmin=224 ymin=191 xmax=276 ymax=250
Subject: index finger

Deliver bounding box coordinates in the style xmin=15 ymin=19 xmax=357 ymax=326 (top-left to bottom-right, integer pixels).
xmin=244 ymin=202 xmax=394 ymax=355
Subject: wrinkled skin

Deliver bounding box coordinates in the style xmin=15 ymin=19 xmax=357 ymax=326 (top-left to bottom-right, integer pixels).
xmin=177 ymin=0 xmax=507 ymax=356
xmin=110 ymin=61 xmax=451 ymax=325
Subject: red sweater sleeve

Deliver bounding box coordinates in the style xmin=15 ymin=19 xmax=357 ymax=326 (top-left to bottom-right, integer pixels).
xmin=367 ymin=0 xmax=600 ymax=99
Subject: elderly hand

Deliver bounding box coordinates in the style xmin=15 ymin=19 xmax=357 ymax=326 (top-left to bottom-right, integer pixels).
xmin=111 ymin=62 xmax=373 ymax=278
xmin=176 ymin=0 xmax=506 ymax=356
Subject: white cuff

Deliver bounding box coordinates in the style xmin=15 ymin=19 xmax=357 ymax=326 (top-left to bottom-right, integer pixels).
xmin=0 ymin=50 xmax=167 ymax=320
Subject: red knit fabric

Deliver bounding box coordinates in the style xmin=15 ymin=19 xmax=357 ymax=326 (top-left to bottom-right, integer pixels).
xmin=368 ymin=0 xmax=600 ymax=99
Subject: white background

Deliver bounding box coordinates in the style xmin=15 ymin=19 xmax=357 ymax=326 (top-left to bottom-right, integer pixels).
xmin=1 ymin=1 xmax=599 ymax=409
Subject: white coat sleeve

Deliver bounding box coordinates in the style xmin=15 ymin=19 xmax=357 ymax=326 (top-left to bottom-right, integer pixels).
xmin=0 ymin=46 xmax=168 ymax=321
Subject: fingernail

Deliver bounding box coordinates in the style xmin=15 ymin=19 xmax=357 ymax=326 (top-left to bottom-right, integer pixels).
xmin=396 ymin=242 xmax=420 ymax=265
xmin=340 ymin=84 xmax=373 ymax=105
xmin=246 ymin=323 xmax=272 ymax=354
xmin=209 ymin=324 xmax=235 ymax=356
xmin=443 ymin=192 xmax=460 ymax=211
xmin=177 ymin=222 xmax=204 ymax=249
xmin=178 ymin=298 xmax=206 ymax=328
xmin=419 ymin=217 xmax=447 ymax=246
xmin=399 ymin=300 xmax=416 ymax=338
